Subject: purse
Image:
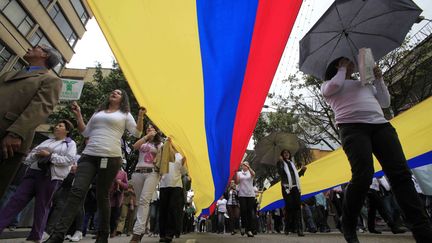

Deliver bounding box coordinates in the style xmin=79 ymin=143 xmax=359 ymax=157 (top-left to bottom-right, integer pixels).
xmin=37 ymin=154 xmax=52 ymax=171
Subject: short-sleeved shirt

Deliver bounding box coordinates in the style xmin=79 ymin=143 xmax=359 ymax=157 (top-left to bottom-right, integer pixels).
xmin=237 ymin=170 xmax=255 ymax=197
xmin=82 ymin=110 xmax=141 ymax=157
xmin=135 ymin=142 xmax=159 ymax=168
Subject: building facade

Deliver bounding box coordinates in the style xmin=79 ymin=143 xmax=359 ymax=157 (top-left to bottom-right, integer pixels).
xmin=0 ymin=0 xmax=93 ymax=75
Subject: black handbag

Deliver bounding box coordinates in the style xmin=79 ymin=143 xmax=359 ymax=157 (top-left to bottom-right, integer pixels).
xmin=37 ymin=154 xmax=52 ymax=171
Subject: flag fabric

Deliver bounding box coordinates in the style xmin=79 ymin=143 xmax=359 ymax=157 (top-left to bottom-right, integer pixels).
xmin=260 ymin=97 xmax=432 ymax=211
xmin=87 ymin=0 xmax=302 ymax=213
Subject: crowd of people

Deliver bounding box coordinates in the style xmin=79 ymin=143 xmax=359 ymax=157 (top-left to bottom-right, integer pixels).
xmin=1 ymin=45 xmax=432 ymax=243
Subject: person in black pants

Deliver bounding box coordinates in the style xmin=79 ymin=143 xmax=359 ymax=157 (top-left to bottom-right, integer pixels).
xmin=276 ymin=149 xmax=307 ymax=237
xmin=322 ymin=57 xmax=432 ymax=243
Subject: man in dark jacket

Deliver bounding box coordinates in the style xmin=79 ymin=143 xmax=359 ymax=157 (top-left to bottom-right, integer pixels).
xmin=0 ymin=44 xmax=62 ymax=198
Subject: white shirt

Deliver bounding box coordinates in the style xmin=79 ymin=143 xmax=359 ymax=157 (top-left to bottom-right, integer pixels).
xmin=321 ymin=67 xmax=390 ymax=124
xmin=216 ymin=199 xmax=227 ymax=213
xmin=160 ymin=153 xmax=187 ymax=188
xmin=237 ymin=170 xmax=255 ymax=197
xmin=82 ymin=110 xmax=141 ymax=157
xmin=26 ymin=137 xmax=77 ymax=180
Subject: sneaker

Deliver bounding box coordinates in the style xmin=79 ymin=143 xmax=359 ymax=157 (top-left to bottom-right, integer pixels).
xmin=246 ymin=231 xmax=254 ymax=237
xmin=65 ymin=235 xmax=72 ymax=240
xmin=8 ymin=226 xmax=17 ymax=231
xmin=41 ymin=232 xmax=50 ymax=242
xmin=70 ymin=231 xmax=83 ymax=242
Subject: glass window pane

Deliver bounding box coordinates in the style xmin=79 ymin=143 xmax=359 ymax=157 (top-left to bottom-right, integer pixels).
xmin=68 ymin=33 xmax=77 ymax=46
xmin=0 ymin=46 xmax=12 ymax=72
xmin=0 ymin=0 xmax=8 ymax=10
xmin=50 ymin=3 xmax=77 ymax=47
xmin=18 ymin=21 xmax=32 ymax=36
xmin=40 ymin=0 xmax=50 ymax=8
xmin=71 ymin=0 xmax=89 ymax=24
xmin=81 ymin=12 xmax=89 ymax=24
xmin=13 ymin=60 xmax=26 ymax=71
xmin=53 ymin=59 xmax=64 ymax=74
xmin=2 ymin=1 xmax=35 ymax=37
xmin=3 ymin=1 xmax=26 ymax=27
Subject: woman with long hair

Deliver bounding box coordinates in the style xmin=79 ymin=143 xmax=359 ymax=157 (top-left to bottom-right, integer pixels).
xmin=47 ymin=89 xmax=144 ymax=243
xmin=235 ymin=161 xmax=256 ymax=237
xmin=129 ymin=123 xmax=162 ymax=243
xmin=276 ymin=149 xmax=306 ymax=237
xmin=0 ymin=120 xmax=76 ymax=242
xmin=322 ymin=57 xmax=432 ymax=243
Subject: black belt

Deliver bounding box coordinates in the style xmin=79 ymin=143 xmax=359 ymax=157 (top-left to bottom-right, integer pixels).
xmin=135 ymin=167 xmax=157 ymax=173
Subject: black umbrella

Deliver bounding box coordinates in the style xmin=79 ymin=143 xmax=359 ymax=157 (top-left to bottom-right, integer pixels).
xmin=299 ymin=0 xmax=422 ymax=80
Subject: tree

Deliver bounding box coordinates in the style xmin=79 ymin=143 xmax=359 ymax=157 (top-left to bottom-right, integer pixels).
xmin=381 ymin=36 xmax=432 ymax=116
xmin=275 ymin=74 xmax=340 ymax=150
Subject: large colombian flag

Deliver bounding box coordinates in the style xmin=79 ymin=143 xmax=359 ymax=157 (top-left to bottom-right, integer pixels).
xmin=260 ymin=97 xmax=432 ymax=211
xmin=87 ymin=0 xmax=303 ymax=213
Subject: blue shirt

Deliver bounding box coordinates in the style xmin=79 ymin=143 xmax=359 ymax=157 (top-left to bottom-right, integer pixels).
xmin=26 ymin=66 xmax=45 ymax=72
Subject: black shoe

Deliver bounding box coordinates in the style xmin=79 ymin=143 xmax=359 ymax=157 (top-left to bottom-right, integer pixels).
xmin=341 ymin=217 xmax=359 ymax=243
xmin=45 ymin=233 xmax=65 ymax=243
xmin=95 ymin=231 xmax=109 ymax=243
xmin=369 ymin=229 xmax=382 ymax=234
xmin=391 ymin=226 xmax=406 ymax=234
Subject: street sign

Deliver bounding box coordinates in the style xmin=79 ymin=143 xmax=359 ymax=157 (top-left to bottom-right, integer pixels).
xmin=60 ymin=79 xmax=84 ymax=100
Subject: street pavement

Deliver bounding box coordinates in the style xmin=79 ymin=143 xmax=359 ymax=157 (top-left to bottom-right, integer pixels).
xmin=0 ymin=231 xmax=415 ymax=243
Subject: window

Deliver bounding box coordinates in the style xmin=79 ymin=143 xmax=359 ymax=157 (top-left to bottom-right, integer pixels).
xmin=0 ymin=0 xmax=35 ymax=37
xmin=0 ymin=42 xmax=13 ymax=72
xmin=13 ymin=59 xmax=27 ymax=71
xmin=52 ymin=58 xmax=64 ymax=75
xmin=29 ymin=28 xmax=51 ymax=47
xmin=71 ymin=0 xmax=89 ymax=25
xmin=40 ymin=0 xmax=51 ymax=8
xmin=48 ymin=3 xmax=78 ymax=47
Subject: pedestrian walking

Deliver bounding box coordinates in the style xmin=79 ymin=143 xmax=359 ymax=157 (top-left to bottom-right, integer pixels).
xmin=276 ymin=149 xmax=306 ymax=236
xmin=321 ymin=57 xmax=432 ymax=243
xmin=129 ymin=123 xmax=162 ymax=243
xmin=46 ymin=89 xmax=144 ymax=243
xmin=158 ymin=139 xmax=187 ymax=243
xmin=0 ymin=45 xmax=62 ymax=199
xmin=226 ymin=180 xmax=240 ymax=235
xmin=235 ymin=161 xmax=256 ymax=237
xmin=0 ymin=120 xmax=76 ymax=242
